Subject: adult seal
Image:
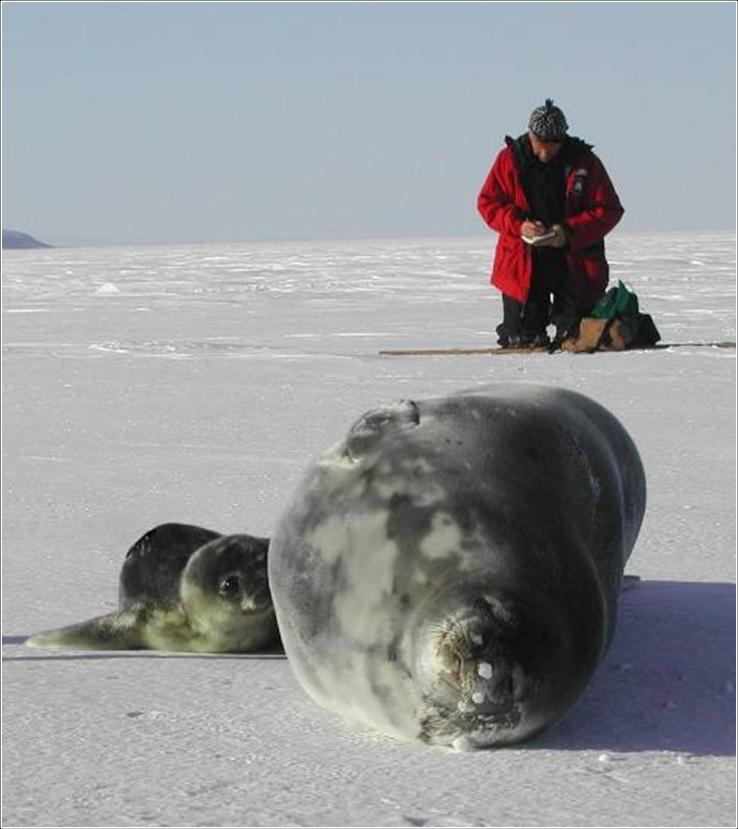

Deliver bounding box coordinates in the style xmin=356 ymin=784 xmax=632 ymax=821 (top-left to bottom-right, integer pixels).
xmin=268 ymin=383 xmax=645 ymax=749
xmin=28 ymin=522 xmax=280 ymax=653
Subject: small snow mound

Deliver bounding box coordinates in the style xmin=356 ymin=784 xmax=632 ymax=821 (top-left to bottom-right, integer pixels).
xmin=95 ymin=282 xmax=120 ymax=294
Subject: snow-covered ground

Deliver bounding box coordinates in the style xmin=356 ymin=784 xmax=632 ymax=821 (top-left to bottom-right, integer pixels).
xmin=2 ymin=232 xmax=735 ymax=827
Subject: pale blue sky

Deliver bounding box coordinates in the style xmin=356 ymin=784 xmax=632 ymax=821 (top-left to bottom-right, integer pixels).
xmin=2 ymin=1 xmax=736 ymax=245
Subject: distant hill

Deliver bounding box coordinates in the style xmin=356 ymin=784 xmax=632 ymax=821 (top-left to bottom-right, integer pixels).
xmin=2 ymin=229 xmax=52 ymax=249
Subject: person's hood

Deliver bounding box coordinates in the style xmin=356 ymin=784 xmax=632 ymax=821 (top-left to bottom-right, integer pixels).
xmin=505 ymin=134 xmax=594 ymax=170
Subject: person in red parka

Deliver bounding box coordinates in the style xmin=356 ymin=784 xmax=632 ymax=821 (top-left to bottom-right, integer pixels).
xmin=477 ymin=99 xmax=624 ymax=348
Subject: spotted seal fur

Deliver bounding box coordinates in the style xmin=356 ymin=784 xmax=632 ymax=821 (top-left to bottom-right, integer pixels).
xmin=268 ymin=383 xmax=645 ymax=748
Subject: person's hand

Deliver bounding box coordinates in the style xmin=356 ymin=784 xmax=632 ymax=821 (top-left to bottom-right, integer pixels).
xmin=545 ymin=224 xmax=568 ymax=248
xmin=521 ymin=219 xmax=547 ymax=239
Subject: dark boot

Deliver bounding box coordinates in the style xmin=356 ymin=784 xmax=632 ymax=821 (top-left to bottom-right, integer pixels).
xmin=497 ymin=295 xmax=524 ymax=347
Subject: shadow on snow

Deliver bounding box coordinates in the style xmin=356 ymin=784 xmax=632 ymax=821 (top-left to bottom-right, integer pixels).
xmin=4 ymin=580 xmax=735 ymax=756
xmin=532 ymin=579 xmax=735 ymax=757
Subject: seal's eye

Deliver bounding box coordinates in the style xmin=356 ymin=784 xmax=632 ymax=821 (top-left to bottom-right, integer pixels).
xmin=218 ymin=574 xmax=242 ymax=598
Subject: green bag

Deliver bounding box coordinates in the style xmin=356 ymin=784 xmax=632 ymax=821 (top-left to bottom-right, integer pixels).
xmin=590 ymin=280 xmax=640 ymax=321
xmin=588 ymin=281 xmax=661 ymax=347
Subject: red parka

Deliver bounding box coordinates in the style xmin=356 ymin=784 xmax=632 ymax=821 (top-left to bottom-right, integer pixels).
xmin=477 ymin=139 xmax=624 ymax=311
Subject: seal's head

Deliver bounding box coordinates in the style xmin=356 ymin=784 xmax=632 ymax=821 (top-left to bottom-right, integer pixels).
xmin=411 ymin=582 xmax=601 ymax=748
xmin=180 ymin=534 xmax=277 ymax=652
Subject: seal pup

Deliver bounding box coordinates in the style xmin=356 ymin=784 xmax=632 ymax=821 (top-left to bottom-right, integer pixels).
xmin=28 ymin=522 xmax=280 ymax=653
xmin=268 ymin=383 xmax=645 ymax=748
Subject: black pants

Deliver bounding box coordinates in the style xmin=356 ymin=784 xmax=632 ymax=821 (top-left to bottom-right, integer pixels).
xmin=497 ymin=252 xmax=578 ymax=345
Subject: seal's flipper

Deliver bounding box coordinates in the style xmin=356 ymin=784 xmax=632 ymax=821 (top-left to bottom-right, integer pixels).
xmin=26 ymin=609 xmax=144 ymax=650
xmin=621 ymin=574 xmax=641 ymax=592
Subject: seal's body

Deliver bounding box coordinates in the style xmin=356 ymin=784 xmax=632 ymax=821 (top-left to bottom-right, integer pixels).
xmin=268 ymin=384 xmax=645 ymax=748
xmin=28 ymin=523 xmax=279 ymax=653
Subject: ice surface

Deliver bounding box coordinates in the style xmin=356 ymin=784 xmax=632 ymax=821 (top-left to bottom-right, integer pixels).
xmin=2 ymin=232 xmax=736 ymax=826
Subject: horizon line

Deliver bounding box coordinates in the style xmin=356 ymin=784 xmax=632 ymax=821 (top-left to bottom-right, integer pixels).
xmin=4 ymin=227 xmax=737 ymax=252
